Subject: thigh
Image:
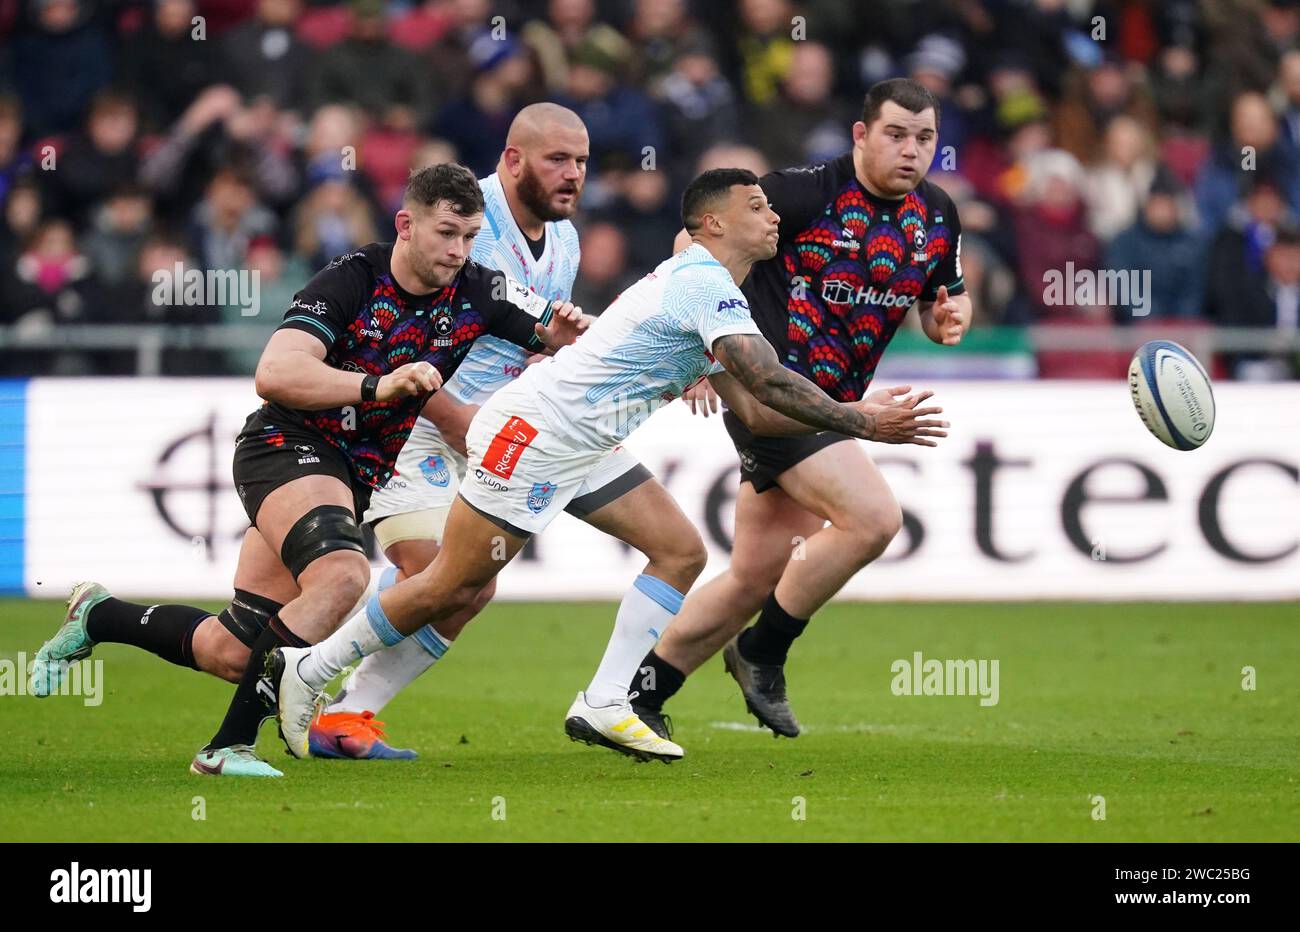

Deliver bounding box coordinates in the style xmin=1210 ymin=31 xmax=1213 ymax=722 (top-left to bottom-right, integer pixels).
xmin=772 ymin=438 xmax=899 ymax=528
xmin=431 ymin=494 xmax=529 ymax=591
xmin=254 ymin=473 xmax=359 ymax=559
xmin=728 ymin=481 xmax=826 ymax=588
xmin=578 ymin=473 xmax=698 ymax=556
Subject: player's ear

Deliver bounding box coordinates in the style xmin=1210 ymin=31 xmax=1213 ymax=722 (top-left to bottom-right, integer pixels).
xmin=394 ymin=208 xmax=414 ymax=240
xmin=852 ymin=121 xmax=869 ymax=146
xmin=503 ymin=145 xmax=524 ymax=176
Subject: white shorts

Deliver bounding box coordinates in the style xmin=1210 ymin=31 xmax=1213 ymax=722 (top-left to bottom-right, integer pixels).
xmin=364 ymin=417 xmax=467 ymax=525
xmin=459 ymin=394 xmax=651 ymax=537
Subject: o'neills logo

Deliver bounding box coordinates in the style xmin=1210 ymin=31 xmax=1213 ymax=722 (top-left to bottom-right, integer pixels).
xmin=50 ymin=862 xmax=151 ymax=912
xmin=480 ymin=416 xmax=538 ymax=480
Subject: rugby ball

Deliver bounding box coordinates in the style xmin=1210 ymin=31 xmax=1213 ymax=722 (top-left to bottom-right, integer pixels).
xmin=1127 ymin=340 xmax=1215 ymax=450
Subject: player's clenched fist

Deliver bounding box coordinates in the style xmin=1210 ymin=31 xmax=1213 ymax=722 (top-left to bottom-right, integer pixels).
xmin=856 ymin=387 xmax=949 ymax=446
xmin=378 ymin=361 xmax=442 ymax=401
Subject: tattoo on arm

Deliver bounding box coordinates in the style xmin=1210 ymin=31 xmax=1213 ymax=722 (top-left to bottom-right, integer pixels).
xmin=713 ymin=334 xmax=874 ymax=438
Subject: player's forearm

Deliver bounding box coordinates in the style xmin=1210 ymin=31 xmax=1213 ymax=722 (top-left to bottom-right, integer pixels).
xmin=748 ymin=369 xmax=873 ymax=438
xmin=727 ymin=389 xmax=818 ymax=436
xmin=255 ymin=350 xmax=368 ymax=410
xmin=714 ymin=334 xmax=875 ymax=438
xmin=918 ymin=306 xmax=944 ymax=343
xmin=422 ymin=393 xmax=477 ymax=456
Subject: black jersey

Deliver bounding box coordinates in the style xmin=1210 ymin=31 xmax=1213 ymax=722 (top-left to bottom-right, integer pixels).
xmin=743 ymin=153 xmax=965 ymax=402
xmin=267 ymin=242 xmax=552 ymax=490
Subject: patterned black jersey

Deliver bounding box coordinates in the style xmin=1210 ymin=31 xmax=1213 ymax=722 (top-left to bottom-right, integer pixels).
xmin=264 ymin=242 xmax=552 ymax=490
xmin=743 ymin=153 xmax=965 ymax=402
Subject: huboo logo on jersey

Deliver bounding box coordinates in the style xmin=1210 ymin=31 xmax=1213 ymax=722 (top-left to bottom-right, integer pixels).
xmin=527 ymin=480 xmax=557 ymax=513
xmin=419 ymin=454 xmax=450 ymax=487
xmin=821 ymin=279 xmax=918 ymax=309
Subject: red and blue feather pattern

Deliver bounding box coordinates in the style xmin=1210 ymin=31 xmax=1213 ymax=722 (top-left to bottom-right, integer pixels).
xmin=782 ymin=184 xmax=952 ymax=401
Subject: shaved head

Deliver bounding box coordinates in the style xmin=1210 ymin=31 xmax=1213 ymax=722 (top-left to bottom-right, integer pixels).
xmin=499 ymin=103 xmax=589 ymax=226
xmin=506 ymin=102 xmax=587 ymax=150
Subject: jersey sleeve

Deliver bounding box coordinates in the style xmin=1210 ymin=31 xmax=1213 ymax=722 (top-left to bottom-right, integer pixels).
xmin=460 ymin=263 xmax=551 ymax=351
xmin=759 ymin=162 xmax=834 ymax=251
xmin=920 ymin=188 xmax=966 ymax=301
xmin=666 ymin=265 xmax=761 ymax=372
xmin=277 ymin=251 xmax=370 ymax=349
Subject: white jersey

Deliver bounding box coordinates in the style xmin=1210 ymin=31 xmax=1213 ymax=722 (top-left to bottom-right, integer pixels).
xmin=442 ymin=173 xmax=581 ymax=405
xmin=510 ymin=243 xmax=760 ymax=450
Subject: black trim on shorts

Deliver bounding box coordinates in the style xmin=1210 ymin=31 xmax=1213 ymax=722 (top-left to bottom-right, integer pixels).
xmin=457 ymin=492 xmax=533 ymax=539
xmin=564 ymin=463 xmax=654 ymax=518
xmin=722 ymin=409 xmax=855 ymax=493
xmin=232 ymin=411 xmax=372 ymax=526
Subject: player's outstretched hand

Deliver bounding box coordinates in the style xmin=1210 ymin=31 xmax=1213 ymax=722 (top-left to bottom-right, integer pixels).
xmin=932 ymin=286 xmax=965 ymax=346
xmin=378 ymin=361 xmax=442 ymax=401
xmin=863 ymin=384 xmax=914 ymax=407
xmin=535 ymin=301 xmax=591 ymax=351
xmin=682 ymin=378 xmax=720 ymax=416
xmin=857 ymin=389 xmax=949 ymax=446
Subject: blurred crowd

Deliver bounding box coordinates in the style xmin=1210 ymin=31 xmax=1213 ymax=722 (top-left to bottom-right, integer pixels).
xmin=2 ymin=0 xmax=1300 ymax=378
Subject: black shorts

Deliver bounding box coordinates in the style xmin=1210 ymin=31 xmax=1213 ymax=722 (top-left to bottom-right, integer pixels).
xmin=232 ymin=410 xmax=372 ymax=526
xmin=722 ymin=410 xmax=854 ymax=493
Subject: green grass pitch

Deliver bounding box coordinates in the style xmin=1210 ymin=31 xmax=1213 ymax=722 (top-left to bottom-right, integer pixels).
xmin=1 ymin=598 xmax=1296 ymax=842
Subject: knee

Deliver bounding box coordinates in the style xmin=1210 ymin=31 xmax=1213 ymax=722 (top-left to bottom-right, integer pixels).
xmin=443 ymin=581 xmax=484 ymax=617
xmin=391 ymin=540 xmax=439 ymax=581
xmin=659 ymin=533 xmax=708 ymax=588
xmin=841 ymin=502 xmax=903 ymax=564
xmin=436 ymin=578 xmax=494 ymax=640
xmin=729 ymin=560 xmax=787 ymax=612
xmin=301 ymin=551 xmax=371 ymax=618
xmin=468 ymin=577 xmax=496 ymax=616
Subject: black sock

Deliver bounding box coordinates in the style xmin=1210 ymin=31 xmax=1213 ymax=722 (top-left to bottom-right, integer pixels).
xmin=737 ymin=594 xmax=809 ymax=666
xmin=85 ymin=599 xmax=209 ymax=670
xmin=629 ymin=649 xmax=686 ymax=711
xmin=205 ymin=615 xmax=309 ymax=751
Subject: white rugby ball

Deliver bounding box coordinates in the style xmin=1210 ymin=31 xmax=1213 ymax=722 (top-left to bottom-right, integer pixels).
xmin=1127 ymin=340 xmax=1215 ymax=450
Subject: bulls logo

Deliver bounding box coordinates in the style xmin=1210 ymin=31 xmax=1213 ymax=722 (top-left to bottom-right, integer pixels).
xmin=527 ymin=480 xmax=557 ymax=514
xmin=419 ymin=454 xmax=450 ymax=487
